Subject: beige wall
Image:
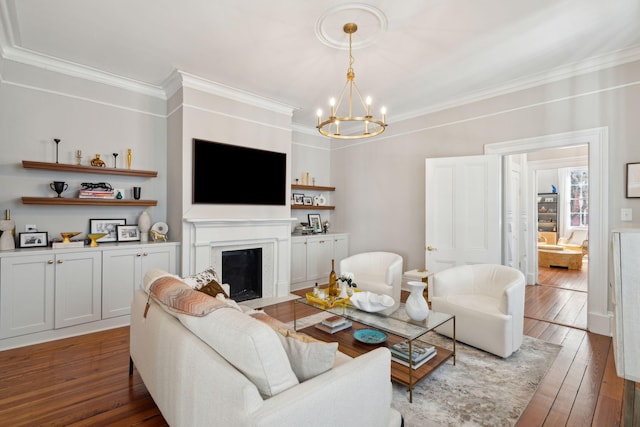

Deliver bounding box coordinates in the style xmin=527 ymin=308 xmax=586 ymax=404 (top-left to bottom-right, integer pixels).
xmin=330 ymin=59 xmax=640 ymax=272
xmin=0 ymin=58 xmax=167 ymax=238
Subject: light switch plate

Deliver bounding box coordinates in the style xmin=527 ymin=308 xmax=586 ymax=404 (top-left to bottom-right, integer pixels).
xmin=621 ymin=208 xmax=632 ymax=222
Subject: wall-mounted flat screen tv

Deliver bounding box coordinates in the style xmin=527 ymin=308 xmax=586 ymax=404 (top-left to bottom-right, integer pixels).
xmin=192 ymin=139 xmax=286 ymax=205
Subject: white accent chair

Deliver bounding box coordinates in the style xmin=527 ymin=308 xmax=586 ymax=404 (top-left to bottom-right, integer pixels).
xmin=339 ymin=252 xmax=403 ymax=310
xmin=431 ymin=264 xmax=525 ymax=358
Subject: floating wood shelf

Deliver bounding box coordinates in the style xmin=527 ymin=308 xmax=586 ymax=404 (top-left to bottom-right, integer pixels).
xmin=291 ymin=205 xmax=335 ymax=210
xmin=22 ymin=160 xmax=158 ymax=178
xmin=22 ymin=197 xmax=157 ymax=207
xmin=291 ymin=184 xmax=335 ymax=191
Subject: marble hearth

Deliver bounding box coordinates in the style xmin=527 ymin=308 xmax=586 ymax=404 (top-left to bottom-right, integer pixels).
xmin=184 ymin=218 xmax=294 ymax=298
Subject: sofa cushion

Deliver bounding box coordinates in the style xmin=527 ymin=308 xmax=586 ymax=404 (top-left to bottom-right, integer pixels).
xmin=178 ymin=309 xmax=299 ymax=399
xmin=143 ymin=268 xmax=180 ymax=292
xmin=182 ymin=266 xmax=220 ymax=290
xmin=250 ymin=312 xmax=338 ymax=382
xmin=197 ymin=278 xmax=229 ymax=299
xmin=149 ymin=276 xmax=236 ymax=317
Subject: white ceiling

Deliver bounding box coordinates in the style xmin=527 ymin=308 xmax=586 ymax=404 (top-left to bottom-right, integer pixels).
xmin=1 ymin=0 xmax=640 ymax=132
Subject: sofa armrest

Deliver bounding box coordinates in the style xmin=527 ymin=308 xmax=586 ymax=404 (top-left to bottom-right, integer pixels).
xmin=248 ymin=347 xmax=398 ymax=427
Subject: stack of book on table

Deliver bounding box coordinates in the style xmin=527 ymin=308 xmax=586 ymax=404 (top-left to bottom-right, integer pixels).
xmin=390 ymin=340 xmax=437 ymax=369
xmin=314 ymin=315 xmax=352 ymax=334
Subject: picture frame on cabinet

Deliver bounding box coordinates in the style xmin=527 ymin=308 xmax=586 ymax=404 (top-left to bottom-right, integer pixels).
xmin=308 ymin=214 xmax=322 ymax=233
xmin=303 ymin=196 xmax=313 ymax=206
xmin=90 ymin=218 xmax=126 ymax=242
xmin=117 ymin=225 xmax=140 ymax=242
xmin=19 ymin=232 xmax=48 ymax=248
xmin=626 ymin=162 xmax=640 ymax=198
xmin=293 ymin=193 xmax=304 ymax=205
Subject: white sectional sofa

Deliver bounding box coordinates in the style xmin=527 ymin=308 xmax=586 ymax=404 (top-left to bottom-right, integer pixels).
xmin=130 ymin=276 xmax=403 ymax=427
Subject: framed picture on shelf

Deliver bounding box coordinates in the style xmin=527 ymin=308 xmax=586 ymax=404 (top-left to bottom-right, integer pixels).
xmin=293 ymin=193 xmax=304 ymax=205
xmin=303 ymin=196 xmax=313 ymax=206
xmin=308 ymin=214 xmax=322 ymax=232
xmin=117 ymin=225 xmax=140 ymax=242
xmin=626 ymin=162 xmax=640 ymax=198
xmin=18 ymin=232 xmax=48 ymax=248
xmin=89 ymin=218 xmax=126 ymax=242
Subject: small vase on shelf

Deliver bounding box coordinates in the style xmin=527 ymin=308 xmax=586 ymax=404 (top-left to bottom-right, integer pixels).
xmin=405 ymin=281 xmax=429 ymax=321
xmin=138 ymin=210 xmax=151 ymax=242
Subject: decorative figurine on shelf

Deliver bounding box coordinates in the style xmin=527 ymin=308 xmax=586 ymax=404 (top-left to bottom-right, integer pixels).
xmin=90 ymin=154 xmax=106 ymax=167
xmin=323 ymin=220 xmax=330 ymax=234
xmin=53 ymin=138 xmax=61 ymax=164
xmin=150 ymin=229 xmax=167 ymax=242
xmin=50 ymin=181 xmax=68 ymax=198
xmin=127 ymin=148 xmax=132 ymax=169
xmin=150 ymin=222 xmax=168 ymax=242
xmin=0 ymin=209 xmax=16 ymax=251
xmin=75 ymin=149 xmax=82 ymax=165
xmin=112 ymin=153 xmax=119 ymax=168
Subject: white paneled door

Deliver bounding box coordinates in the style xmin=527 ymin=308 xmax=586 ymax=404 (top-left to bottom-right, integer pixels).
xmin=425 ymin=155 xmax=502 ymax=272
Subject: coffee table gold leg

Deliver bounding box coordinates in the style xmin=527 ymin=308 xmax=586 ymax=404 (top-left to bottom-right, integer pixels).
xmin=293 ymin=301 xmax=297 ymax=331
xmin=453 ymin=316 xmax=456 ymax=365
xmin=409 ymin=340 xmax=414 ymax=403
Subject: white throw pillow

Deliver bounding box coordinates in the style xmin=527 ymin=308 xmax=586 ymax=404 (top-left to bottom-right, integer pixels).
xmin=177 ymin=309 xmax=299 ymax=398
xmin=182 ymin=266 xmax=220 ymax=290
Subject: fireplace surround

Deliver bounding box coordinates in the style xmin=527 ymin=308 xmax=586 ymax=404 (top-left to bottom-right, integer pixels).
xmin=184 ymin=218 xmax=294 ymax=299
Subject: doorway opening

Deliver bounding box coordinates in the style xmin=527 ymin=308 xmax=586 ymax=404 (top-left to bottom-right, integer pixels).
xmin=485 ymin=127 xmax=609 ymax=335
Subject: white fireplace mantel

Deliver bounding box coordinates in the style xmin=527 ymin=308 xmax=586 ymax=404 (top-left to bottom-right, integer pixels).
xmin=183 ymin=218 xmax=296 ymax=298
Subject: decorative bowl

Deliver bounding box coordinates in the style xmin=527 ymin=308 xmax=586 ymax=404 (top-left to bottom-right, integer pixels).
xmin=60 ymin=231 xmax=81 ymax=243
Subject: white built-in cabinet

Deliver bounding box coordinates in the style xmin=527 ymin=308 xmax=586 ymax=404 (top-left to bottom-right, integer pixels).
xmin=610 ymin=229 xmax=640 ymax=382
xmin=290 ymin=233 xmax=348 ymax=289
xmin=102 ymin=245 xmax=177 ymax=319
xmin=0 ymin=242 xmax=178 ymax=349
xmin=1 ymin=250 xmax=101 ymax=338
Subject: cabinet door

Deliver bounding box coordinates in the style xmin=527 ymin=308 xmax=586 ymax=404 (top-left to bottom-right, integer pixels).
xmin=102 ymin=248 xmax=141 ymax=319
xmin=306 ymin=237 xmax=334 ymax=281
xmin=54 ymin=251 xmax=102 ymax=328
xmin=290 ymin=238 xmax=307 ymax=284
xmin=0 ymin=255 xmax=55 ymax=338
xmin=333 ymin=235 xmax=349 ymax=269
xmin=102 ymin=245 xmax=177 ymax=319
xmin=140 ymin=245 xmax=177 ymax=284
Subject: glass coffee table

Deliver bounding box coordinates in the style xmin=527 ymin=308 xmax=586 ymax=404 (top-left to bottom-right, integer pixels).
xmin=294 ymin=297 xmax=456 ymax=402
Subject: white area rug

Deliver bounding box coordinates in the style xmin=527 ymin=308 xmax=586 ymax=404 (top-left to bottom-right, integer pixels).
xmin=289 ymin=313 xmax=561 ymax=427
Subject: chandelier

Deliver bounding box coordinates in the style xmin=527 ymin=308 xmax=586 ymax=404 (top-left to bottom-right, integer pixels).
xmin=316 ymin=23 xmax=387 ymax=139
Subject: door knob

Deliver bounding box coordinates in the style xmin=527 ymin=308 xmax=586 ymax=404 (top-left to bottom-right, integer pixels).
xmin=426 ymin=245 xmax=437 ymax=251
xmin=57 ymin=259 xmax=63 ymax=264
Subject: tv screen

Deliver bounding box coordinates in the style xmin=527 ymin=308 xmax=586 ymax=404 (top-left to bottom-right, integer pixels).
xmin=192 ymin=139 xmax=286 ymax=205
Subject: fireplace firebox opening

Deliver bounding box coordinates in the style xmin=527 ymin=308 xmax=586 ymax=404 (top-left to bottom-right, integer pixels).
xmin=221 ymin=248 xmax=263 ymax=302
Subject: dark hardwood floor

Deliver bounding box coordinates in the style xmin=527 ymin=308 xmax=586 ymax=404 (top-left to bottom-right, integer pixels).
xmin=0 ymin=265 xmax=629 ymax=426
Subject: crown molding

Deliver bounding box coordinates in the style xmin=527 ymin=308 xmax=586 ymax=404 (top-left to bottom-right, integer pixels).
xmin=1 ymin=45 xmax=166 ymax=99
xmin=392 ymin=44 xmax=640 ymax=124
xmin=163 ymin=69 xmax=296 ymax=117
